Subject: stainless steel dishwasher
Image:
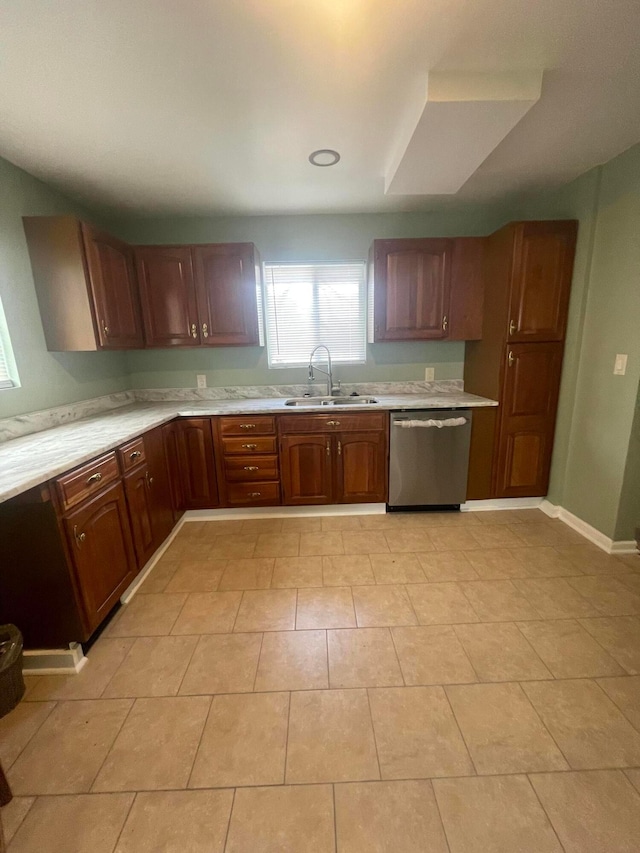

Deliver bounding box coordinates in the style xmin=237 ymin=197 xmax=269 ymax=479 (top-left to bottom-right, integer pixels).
xmin=388 ymin=409 xmax=472 ymax=509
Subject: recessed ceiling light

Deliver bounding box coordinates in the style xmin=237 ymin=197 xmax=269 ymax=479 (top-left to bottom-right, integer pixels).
xmin=309 ymin=149 xmax=341 ymax=167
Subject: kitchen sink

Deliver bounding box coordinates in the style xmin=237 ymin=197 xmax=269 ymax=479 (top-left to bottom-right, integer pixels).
xmin=284 ymin=396 xmax=379 ymax=407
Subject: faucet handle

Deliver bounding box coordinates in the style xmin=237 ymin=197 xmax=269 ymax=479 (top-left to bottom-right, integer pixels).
xmin=331 ymin=380 xmax=342 ymax=397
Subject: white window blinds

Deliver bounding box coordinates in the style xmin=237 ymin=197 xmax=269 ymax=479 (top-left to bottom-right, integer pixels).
xmin=0 ymin=298 xmax=18 ymax=390
xmin=263 ymin=262 xmax=367 ymax=368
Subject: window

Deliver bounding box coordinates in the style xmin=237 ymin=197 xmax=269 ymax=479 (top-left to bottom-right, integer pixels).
xmin=0 ymin=297 xmax=19 ymax=390
xmin=263 ymin=262 xmax=367 ymax=368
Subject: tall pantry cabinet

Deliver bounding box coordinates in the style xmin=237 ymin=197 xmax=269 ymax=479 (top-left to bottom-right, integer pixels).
xmin=464 ymin=220 xmax=578 ymax=499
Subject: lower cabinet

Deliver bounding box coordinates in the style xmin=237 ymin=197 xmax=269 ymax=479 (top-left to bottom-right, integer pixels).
xmin=124 ymin=464 xmax=156 ymax=568
xmin=279 ymin=416 xmax=388 ymax=505
xmin=63 ymin=481 xmax=138 ymax=635
xmin=164 ymin=418 xmax=219 ymax=510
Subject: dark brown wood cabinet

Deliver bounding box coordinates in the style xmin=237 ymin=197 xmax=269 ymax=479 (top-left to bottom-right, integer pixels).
xmin=123 ymin=465 xmax=156 ymax=568
xmin=143 ymin=426 xmax=178 ymax=541
xmin=369 ymin=237 xmax=484 ymax=342
xmin=279 ymin=413 xmax=388 ymax=505
xmin=63 ymin=481 xmax=138 ymax=635
xmin=135 ymin=243 xmax=261 ymax=347
xmin=169 ymin=418 xmax=219 ymax=509
xmin=135 ymin=246 xmax=198 ymax=347
xmin=193 ymin=244 xmax=261 ymax=345
xmin=23 ymin=216 xmax=144 ymax=351
xmin=214 ymin=416 xmax=280 ymax=507
xmin=464 ymin=220 xmax=577 ymax=499
xmin=371 ymin=238 xmax=452 ymax=341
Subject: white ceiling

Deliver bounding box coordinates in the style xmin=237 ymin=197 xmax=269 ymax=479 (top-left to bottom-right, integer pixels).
xmin=1 ymin=0 xmax=640 ymax=216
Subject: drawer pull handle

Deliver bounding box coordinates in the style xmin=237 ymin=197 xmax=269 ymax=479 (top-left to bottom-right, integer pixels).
xmin=145 ymin=472 xmax=154 ymax=487
xmin=239 ymin=423 xmax=256 ymax=429
xmin=326 ymin=441 xmax=331 ymax=456
xmin=129 ymin=450 xmax=142 ymax=460
xmin=73 ymin=525 xmax=86 ymax=547
xmin=241 ymin=443 xmax=258 ymax=449
xmin=442 ymin=314 xmax=448 ymax=331
xmin=509 ymin=319 xmax=516 ymax=335
xmin=248 ymin=491 xmax=262 ymax=497
xmin=86 ymin=472 xmax=103 ymax=485
xmin=190 ymin=323 xmax=198 ymax=339
xmin=337 ymin=440 xmax=342 ymax=456
xmin=202 ymin=322 xmax=208 ymax=338
xmin=326 ymin=420 xmax=341 ymax=427
xmin=243 ymin=466 xmax=259 ymax=471
xmin=508 ymin=350 xmax=515 ymax=367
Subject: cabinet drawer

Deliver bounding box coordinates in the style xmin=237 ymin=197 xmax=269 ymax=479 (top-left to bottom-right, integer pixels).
xmin=278 ymin=412 xmax=387 ymax=434
xmin=118 ymin=436 xmax=146 ymax=473
xmin=226 ymin=482 xmax=280 ymax=506
xmin=224 ymin=454 xmax=279 ymax=482
xmin=218 ymin=416 xmax=275 ymax=436
xmin=221 ymin=436 xmax=277 ymax=455
xmin=55 ymin=452 xmax=120 ymax=512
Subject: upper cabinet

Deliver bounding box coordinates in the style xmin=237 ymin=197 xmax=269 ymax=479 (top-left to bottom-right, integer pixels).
xmin=507 ymin=221 xmax=577 ymax=343
xmin=369 ymin=237 xmax=484 ymax=342
xmin=135 ymin=246 xmax=198 ymax=347
xmin=135 ymin=242 xmax=261 ymax=347
xmin=23 ymin=216 xmax=144 ymax=351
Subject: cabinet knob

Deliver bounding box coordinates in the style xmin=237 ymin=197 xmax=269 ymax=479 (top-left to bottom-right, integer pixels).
xmin=130 ymin=450 xmax=142 ymax=460
xmin=508 ymin=350 xmax=515 ymax=367
xmin=248 ymin=491 xmax=262 ymax=498
xmin=442 ymin=315 xmax=448 ymax=331
xmin=509 ymin=319 xmax=516 ymax=335
xmin=190 ymin=323 xmax=198 ymax=339
xmin=326 ymin=420 xmax=340 ymax=427
xmin=202 ymin=323 xmax=208 ymax=338
xmin=73 ymin=525 xmax=86 ymax=547
xmin=239 ymin=424 xmax=256 ymax=429
xmin=102 ymin=322 xmax=110 ymax=336
xmin=243 ymin=466 xmax=259 ymax=471
xmin=86 ymin=472 xmax=103 ymax=485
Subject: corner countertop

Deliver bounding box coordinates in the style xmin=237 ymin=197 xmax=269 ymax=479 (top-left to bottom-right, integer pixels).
xmin=0 ymin=392 xmax=497 ymax=504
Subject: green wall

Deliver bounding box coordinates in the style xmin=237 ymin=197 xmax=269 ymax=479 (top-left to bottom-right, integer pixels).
xmin=617 ymin=383 xmax=640 ymax=542
xmin=519 ymin=144 xmax=640 ymax=541
xmin=0 ymin=157 xmax=131 ymax=419
xmin=114 ymin=208 xmax=513 ymax=390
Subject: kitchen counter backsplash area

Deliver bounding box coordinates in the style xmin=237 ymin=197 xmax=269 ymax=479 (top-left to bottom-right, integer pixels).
xmin=0 ymin=380 xmax=463 ymax=442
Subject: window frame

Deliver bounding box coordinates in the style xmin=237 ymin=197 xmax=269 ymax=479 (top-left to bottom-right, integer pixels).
xmin=262 ymin=260 xmax=368 ymax=369
xmin=0 ymin=296 xmax=19 ymax=391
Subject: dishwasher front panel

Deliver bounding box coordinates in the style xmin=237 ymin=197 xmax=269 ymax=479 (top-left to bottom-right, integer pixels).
xmin=388 ymin=409 xmax=472 ymax=508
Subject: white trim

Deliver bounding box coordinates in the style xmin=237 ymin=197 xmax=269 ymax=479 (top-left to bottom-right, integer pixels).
xmin=540 ymin=500 xmax=638 ymax=554
xmin=461 ymin=497 xmax=543 ymax=512
xmin=183 ymin=503 xmax=387 ymax=521
xmin=120 ymin=514 xmax=188 ymax=603
xmin=23 ymin=642 xmax=87 ymax=675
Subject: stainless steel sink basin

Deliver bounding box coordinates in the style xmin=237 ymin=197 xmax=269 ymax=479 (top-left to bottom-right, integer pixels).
xmin=284 ymin=396 xmax=379 ymax=407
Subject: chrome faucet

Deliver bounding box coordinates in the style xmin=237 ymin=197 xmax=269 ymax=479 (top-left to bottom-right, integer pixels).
xmin=308 ymin=345 xmax=341 ymax=397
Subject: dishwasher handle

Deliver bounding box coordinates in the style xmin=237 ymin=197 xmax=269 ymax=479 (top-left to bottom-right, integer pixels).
xmin=393 ymin=417 xmax=468 ymax=429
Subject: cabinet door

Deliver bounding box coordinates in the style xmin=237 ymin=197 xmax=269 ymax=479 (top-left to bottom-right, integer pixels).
xmin=124 ymin=466 xmax=155 ymax=569
xmin=508 ymin=221 xmax=577 ymax=343
xmin=162 ymin=421 xmax=185 ymax=513
xmin=64 ymin=482 xmax=137 ymax=634
xmin=81 ymin=224 xmax=144 ymax=349
xmin=373 ymin=239 xmax=452 ymax=341
xmin=144 ymin=426 xmax=177 ymax=543
xmin=192 ymin=244 xmax=260 ymax=346
xmin=175 ymin=418 xmax=219 ymax=509
xmin=135 ymin=246 xmax=200 ymax=347
xmin=280 ymin=434 xmax=333 ymax=505
xmin=494 ymin=342 xmax=563 ymax=498
xmin=336 ymin=431 xmax=387 ymax=503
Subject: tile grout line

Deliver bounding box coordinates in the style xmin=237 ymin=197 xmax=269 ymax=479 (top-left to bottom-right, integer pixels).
xmin=331 ymin=782 xmax=338 ymax=853
xmin=590 ymin=677 xmax=640 ymax=736
xmin=252 ymin=632 xmax=266 ymax=692
xmin=175 ymin=633 xmax=204 ymax=697
xmin=430 ymin=779 xmax=454 ymax=853
xmin=387 ymin=627 xmax=407 ymax=687
xmin=109 ymin=789 xmax=138 ymax=853
xmin=4 ymin=698 xmax=58 ymax=772
xmin=516 ymin=679 xmax=575 ymax=771
xmin=440 ymin=685 xmax=478 ymax=777
xmin=283 ymin=690 xmax=293 ymax=786
xmin=365 ymin=688 xmax=384 ymax=782
xmin=222 ymin=787 xmax=237 ymax=851
xmin=86 ymin=697 xmax=137 ymax=794
xmin=185 ymin=694 xmax=214 ymax=789
xmin=525 ymin=772 xmax=570 ymax=853
xmin=450 ymin=625 xmax=481 ymax=684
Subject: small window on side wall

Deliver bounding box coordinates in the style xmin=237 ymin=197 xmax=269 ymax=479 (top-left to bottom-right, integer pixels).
xmin=263 ymin=262 xmax=367 ymax=368
xmin=0 ymin=297 xmax=20 ymax=390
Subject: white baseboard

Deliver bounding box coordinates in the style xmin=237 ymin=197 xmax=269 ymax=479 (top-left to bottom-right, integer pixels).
xmin=120 ymin=514 xmax=188 ymax=604
xmin=462 ymin=498 xmax=543 ymax=512
xmin=184 ymin=504 xmax=387 ymax=521
xmin=540 ymin=500 xmax=637 ymax=554
xmin=23 ymin=642 xmax=87 ymax=675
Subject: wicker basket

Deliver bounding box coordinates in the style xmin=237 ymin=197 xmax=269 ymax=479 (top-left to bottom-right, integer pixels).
xmin=0 ymin=625 xmax=25 ymax=718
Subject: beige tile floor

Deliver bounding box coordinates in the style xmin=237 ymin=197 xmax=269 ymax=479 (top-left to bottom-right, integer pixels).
xmin=2 ymin=509 xmax=640 ymax=852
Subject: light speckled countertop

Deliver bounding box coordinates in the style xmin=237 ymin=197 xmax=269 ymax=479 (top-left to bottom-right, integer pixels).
xmin=0 ymin=393 xmax=497 ymax=503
